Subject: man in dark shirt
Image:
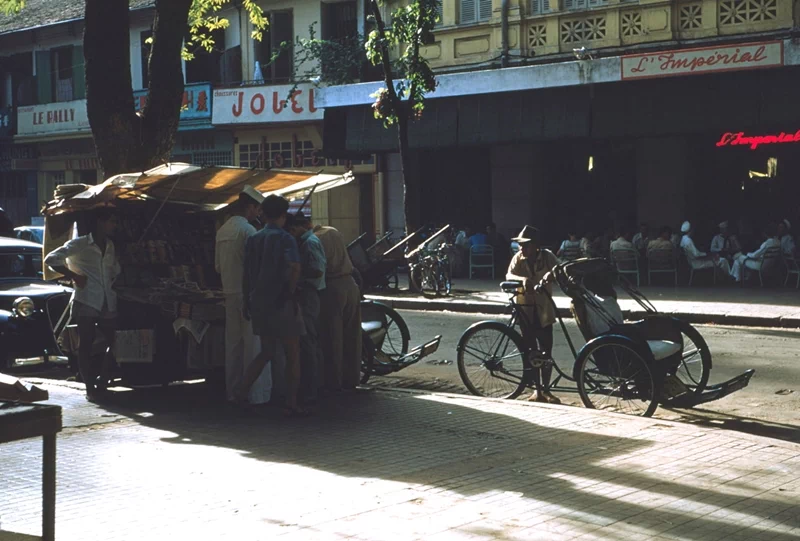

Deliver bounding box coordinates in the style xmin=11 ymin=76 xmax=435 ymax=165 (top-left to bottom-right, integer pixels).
xmin=236 ymin=195 xmax=307 ymax=416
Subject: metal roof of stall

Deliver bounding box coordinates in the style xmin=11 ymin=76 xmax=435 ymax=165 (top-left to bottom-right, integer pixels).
xmin=42 ymin=163 xmax=353 ymax=216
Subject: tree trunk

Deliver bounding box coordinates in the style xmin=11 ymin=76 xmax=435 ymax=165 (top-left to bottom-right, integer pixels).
xmin=397 ymin=112 xmax=421 ymax=233
xmin=84 ymin=0 xmax=138 ymax=177
xmin=84 ymin=0 xmax=192 ymax=177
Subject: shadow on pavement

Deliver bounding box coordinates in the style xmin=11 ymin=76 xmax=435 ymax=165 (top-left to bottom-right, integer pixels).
xmin=90 ymin=383 xmax=799 ymax=540
xmin=662 ymin=406 xmax=800 ymax=444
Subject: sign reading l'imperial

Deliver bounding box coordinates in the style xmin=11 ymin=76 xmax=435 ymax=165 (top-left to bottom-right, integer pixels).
xmin=621 ymin=41 xmax=783 ymax=80
xmin=17 ymin=99 xmax=90 ymax=136
xmin=212 ymin=83 xmax=323 ymax=125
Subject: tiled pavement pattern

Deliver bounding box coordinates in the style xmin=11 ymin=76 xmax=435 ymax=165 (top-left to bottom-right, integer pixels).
xmin=1 ymin=383 xmax=799 ymax=541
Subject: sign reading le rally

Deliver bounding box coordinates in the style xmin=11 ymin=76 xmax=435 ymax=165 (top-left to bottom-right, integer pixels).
xmin=622 ymin=41 xmax=783 ymax=80
xmin=212 ymin=83 xmax=323 ymax=125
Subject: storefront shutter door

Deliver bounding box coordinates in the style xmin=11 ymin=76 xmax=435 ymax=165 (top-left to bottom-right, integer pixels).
xmin=35 ymin=50 xmax=52 ymax=104
xmin=460 ymin=0 xmax=476 ymax=23
xmin=478 ymin=0 xmax=492 ymax=20
xmin=72 ymin=45 xmax=86 ymax=100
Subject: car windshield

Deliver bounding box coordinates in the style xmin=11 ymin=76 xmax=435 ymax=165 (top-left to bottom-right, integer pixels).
xmin=0 ymin=252 xmax=43 ymax=278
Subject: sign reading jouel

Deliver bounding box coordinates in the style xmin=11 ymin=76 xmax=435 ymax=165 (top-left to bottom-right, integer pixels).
xmin=622 ymin=42 xmax=783 ymax=80
xmin=17 ymin=100 xmax=90 ymax=136
xmin=212 ymin=83 xmax=322 ymax=125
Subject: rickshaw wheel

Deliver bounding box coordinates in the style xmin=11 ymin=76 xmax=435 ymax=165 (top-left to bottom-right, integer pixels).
xmin=360 ymin=332 xmax=375 ymax=385
xmin=674 ymin=321 xmax=711 ymax=395
xmin=575 ymin=337 xmax=659 ymax=417
xmin=369 ymin=302 xmax=410 ymax=361
xmin=457 ymin=321 xmax=527 ymax=399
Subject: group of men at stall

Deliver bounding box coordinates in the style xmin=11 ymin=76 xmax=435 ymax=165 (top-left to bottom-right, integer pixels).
xmin=216 ymin=187 xmax=362 ymax=417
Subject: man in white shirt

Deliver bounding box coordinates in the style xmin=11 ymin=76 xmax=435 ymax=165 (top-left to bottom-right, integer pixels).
xmin=680 ymin=221 xmax=731 ymax=276
xmin=610 ymin=228 xmax=635 ymax=252
xmin=632 ymin=223 xmax=649 ymax=252
xmin=778 ymin=219 xmax=795 ymax=257
xmin=45 ymin=208 xmax=120 ymax=401
xmin=710 ymin=221 xmax=742 ymax=261
xmin=730 ymin=223 xmax=781 ymax=282
xmin=215 ymin=186 xmax=271 ymax=405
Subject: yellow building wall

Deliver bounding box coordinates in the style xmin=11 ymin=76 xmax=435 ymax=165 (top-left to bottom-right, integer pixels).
xmin=408 ymin=0 xmax=797 ymax=70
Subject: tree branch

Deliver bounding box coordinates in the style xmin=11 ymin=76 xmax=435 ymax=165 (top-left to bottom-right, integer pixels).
xmin=370 ymin=0 xmax=402 ymax=114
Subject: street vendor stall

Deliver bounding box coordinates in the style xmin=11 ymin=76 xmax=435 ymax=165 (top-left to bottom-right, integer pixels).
xmin=43 ymin=163 xmax=352 ymax=387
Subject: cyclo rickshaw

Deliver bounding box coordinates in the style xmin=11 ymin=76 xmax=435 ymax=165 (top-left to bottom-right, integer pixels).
xmin=457 ymin=258 xmax=754 ymax=417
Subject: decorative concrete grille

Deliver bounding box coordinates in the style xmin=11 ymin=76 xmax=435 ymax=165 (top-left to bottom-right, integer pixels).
xmin=621 ymin=11 xmax=644 ymax=37
xmin=679 ymin=2 xmax=703 ymax=30
xmin=528 ymin=23 xmax=548 ymax=47
xmin=560 ymin=16 xmax=607 ymax=43
xmin=720 ymin=0 xmax=777 ymax=25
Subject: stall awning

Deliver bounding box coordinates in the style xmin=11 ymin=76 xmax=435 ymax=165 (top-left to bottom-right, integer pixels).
xmin=43 ymin=163 xmax=353 ymax=215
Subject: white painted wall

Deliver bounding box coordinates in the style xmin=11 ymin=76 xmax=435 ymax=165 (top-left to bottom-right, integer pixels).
xmin=130 ymin=23 xmax=151 ymax=91
xmin=241 ymin=0 xmax=324 ymax=81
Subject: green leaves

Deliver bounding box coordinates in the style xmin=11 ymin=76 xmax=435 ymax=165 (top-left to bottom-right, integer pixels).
xmin=365 ymin=0 xmax=439 ymax=127
xmin=184 ymin=0 xmax=267 ymax=60
xmin=0 ymin=0 xmax=24 ymax=15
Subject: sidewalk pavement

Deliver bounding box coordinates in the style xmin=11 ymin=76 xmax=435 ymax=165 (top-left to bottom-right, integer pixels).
xmin=367 ymin=279 xmax=800 ymax=328
xmin=2 ymin=381 xmax=799 ymax=541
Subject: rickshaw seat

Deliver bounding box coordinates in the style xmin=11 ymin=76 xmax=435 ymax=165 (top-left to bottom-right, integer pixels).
xmin=361 ymin=321 xmax=383 ymax=334
xmin=576 ymin=295 xmax=681 ymax=361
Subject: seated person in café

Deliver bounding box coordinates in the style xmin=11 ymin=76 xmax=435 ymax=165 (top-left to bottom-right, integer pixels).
xmin=579 ymin=231 xmax=594 ymax=258
xmin=730 ymin=223 xmax=781 ymax=283
xmin=610 ymin=227 xmax=635 ymax=253
xmin=469 ymin=227 xmax=488 ymax=247
xmin=779 ymin=219 xmax=796 ymax=257
xmin=710 ymin=221 xmax=742 ymax=260
xmin=680 ymin=221 xmax=731 ymax=276
xmin=557 ymin=230 xmax=581 ymax=259
xmin=632 ymin=223 xmax=649 ymax=252
xmin=647 ymin=226 xmax=674 ymax=253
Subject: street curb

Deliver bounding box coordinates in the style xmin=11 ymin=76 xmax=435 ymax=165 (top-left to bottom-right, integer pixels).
xmin=366 ymin=295 xmax=800 ymax=329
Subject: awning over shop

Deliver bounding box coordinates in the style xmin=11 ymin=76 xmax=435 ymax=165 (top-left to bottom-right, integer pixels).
xmin=43 ymin=163 xmax=353 ymax=215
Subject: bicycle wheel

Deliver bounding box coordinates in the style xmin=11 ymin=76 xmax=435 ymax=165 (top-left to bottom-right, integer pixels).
xmin=575 ymin=337 xmax=658 ymax=417
xmin=457 ymin=321 xmax=527 ymax=399
xmin=674 ymin=321 xmax=711 ymax=395
xmin=368 ymin=301 xmax=411 ymax=361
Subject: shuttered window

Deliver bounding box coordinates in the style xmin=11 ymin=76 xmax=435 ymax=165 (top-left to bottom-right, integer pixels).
xmin=435 ymin=0 xmax=443 ymax=26
xmin=530 ymin=0 xmax=548 ymax=14
xmin=564 ymin=0 xmax=606 ymax=9
xmin=460 ymin=0 xmax=491 ymax=24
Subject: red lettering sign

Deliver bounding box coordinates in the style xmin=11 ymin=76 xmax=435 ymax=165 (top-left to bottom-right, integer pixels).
xmin=251 ymin=93 xmax=265 ymax=115
xmin=716 ymin=130 xmax=800 ymax=150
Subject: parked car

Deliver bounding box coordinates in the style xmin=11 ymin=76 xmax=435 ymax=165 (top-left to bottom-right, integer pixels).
xmin=14 ymin=225 xmax=45 ymax=244
xmin=0 ymin=237 xmax=72 ymax=372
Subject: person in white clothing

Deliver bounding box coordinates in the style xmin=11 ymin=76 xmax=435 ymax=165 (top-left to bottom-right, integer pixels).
xmin=610 ymin=227 xmax=635 ymax=252
xmin=632 ymin=223 xmax=649 ymax=252
xmin=710 ymin=221 xmax=742 ymax=261
xmin=679 ymin=221 xmax=731 ymax=276
xmin=215 ymin=186 xmax=272 ymax=405
xmin=778 ymin=219 xmax=795 ymax=257
xmin=730 ymin=224 xmax=781 ymax=282
xmin=45 ymin=208 xmax=120 ymax=401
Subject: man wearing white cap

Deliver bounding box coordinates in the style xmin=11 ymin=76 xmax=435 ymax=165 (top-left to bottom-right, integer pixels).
xmin=710 ymin=221 xmax=742 ymax=261
xmin=778 ymin=219 xmax=795 ymax=257
xmin=680 ymin=221 xmax=731 ymax=277
xmin=215 ymin=185 xmax=272 ymax=405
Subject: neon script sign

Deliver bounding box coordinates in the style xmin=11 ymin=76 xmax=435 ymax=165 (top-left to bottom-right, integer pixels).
xmin=716 ymin=130 xmax=800 ymax=150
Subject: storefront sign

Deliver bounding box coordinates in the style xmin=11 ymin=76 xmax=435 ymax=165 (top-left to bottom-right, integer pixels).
xmin=16 ymin=99 xmax=90 ymax=136
xmin=622 ymin=42 xmax=783 ymax=80
xmin=212 ymin=83 xmax=322 ymax=125
xmin=134 ymin=83 xmax=212 ymax=120
xmin=716 ymin=130 xmax=800 ymax=150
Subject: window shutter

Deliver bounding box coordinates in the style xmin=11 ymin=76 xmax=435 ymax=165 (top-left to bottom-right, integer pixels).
xmin=35 ymin=51 xmax=52 ymax=104
xmin=530 ymin=0 xmax=545 ymax=14
xmin=588 ymin=0 xmax=604 ymax=6
xmin=435 ymin=0 xmax=443 ymax=26
xmin=72 ymin=45 xmax=85 ymax=100
xmin=478 ymin=0 xmax=492 ymax=20
xmin=460 ymin=0 xmax=475 ymax=24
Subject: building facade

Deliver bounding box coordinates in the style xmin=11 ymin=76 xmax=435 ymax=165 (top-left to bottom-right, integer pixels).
xmin=319 ymin=0 xmax=800 ymax=245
